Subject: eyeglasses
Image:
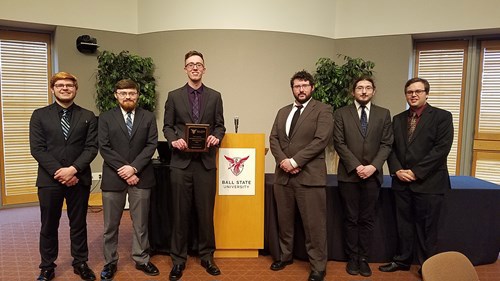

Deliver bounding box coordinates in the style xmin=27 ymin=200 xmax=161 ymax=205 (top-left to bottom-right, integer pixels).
xmin=185 ymin=62 xmax=204 ymax=70
xmin=116 ymin=91 xmax=138 ymax=97
xmin=293 ymin=84 xmax=311 ymax=90
xmin=405 ymin=89 xmax=427 ymax=96
xmin=54 ymin=84 xmax=75 ymax=89
xmin=355 ymin=86 xmax=374 ymax=92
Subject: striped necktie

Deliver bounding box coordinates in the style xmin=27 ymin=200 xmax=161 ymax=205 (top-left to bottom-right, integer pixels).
xmin=61 ymin=109 xmax=70 ymax=140
xmin=126 ymin=112 xmax=133 ymax=136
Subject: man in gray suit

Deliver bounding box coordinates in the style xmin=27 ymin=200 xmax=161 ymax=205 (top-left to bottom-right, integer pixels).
xmin=163 ymin=50 xmax=225 ymax=281
xmin=269 ymin=70 xmax=333 ymax=281
xmin=30 ymin=72 xmax=98 ymax=281
xmin=98 ymin=79 xmax=159 ymax=280
xmin=333 ymin=77 xmax=393 ymax=277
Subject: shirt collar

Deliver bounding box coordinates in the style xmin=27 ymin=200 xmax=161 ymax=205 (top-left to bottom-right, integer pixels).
xmin=354 ymin=100 xmax=371 ymax=111
xmin=187 ymin=83 xmax=204 ymax=95
xmin=410 ymin=103 xmax=427 ymax=117
xmin=294 ymin=98 xmax=312 ymax=109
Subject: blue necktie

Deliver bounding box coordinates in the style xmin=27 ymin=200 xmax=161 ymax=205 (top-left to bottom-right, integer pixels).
xmin=61 ymin=109 xmax=70 ymax=140
xmin=360 ymin=105 xmax=368 ymax=137
xmin=126 ymin=112 xmax=133 ymax=136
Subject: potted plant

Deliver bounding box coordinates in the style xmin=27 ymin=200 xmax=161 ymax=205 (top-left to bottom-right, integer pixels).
xmin=312 ymin=54 xmax=375 ymax=173
xmin=313 ymin=54 xmax=375 ymax=111
xmin=95 ymin=50 xmax=157 ymax=113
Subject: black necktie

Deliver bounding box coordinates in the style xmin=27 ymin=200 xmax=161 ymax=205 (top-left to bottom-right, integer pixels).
xmin=61 ymin=109 xmax=70 ymax=140
xmin=192 ymin=90 xmax=200 ymax=123
xmin=289 ymin=105 xmax=303 ymax=136
xmin=360 ymin=105 xmax=368 ymax=137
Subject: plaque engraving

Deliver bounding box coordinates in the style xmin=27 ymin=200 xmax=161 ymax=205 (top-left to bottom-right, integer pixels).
xmin=185 ymin=123 xmax=210 ymax=152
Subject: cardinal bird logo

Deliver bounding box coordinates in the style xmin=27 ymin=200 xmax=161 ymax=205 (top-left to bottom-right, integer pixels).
xmin=224 ymin=155 xmax=250 ymax=176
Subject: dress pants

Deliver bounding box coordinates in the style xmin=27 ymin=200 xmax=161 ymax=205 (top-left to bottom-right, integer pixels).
xmin=274 ymin=177 xmax=327 ymax=272
xmin=37 ymin=184 xmax=90 ymax=269
xmin=392 ymin=188 xmax=444 ymax=265
xmin=170 ymin=159 xmax=216 ymax=265
xmin=102 ymin=186 xmax=151 ymax=265
xmin=338 ymin=179 xmax=380 ymax=261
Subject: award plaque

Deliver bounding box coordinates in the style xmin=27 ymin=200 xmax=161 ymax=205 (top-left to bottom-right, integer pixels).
xmin=185 ymin=123 xmax=210 ymax=152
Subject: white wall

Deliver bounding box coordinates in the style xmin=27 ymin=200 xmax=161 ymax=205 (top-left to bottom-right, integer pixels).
xmin=334 ymin=0 xmax=500 ymax=38
xmin=2 ymin=0 xmax=500 ymax=38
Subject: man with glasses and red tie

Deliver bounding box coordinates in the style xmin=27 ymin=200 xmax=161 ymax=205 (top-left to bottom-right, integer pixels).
xmin=269 ymin=70 xmax=333 ymax=281
xmin=98 ymin=79 xmax=159 ymax=280
xmin=30 ymin=72 xmax=98 ymax=281
xmin=379 ymin=77 xmax=453 ymax=275
xmin=163 ymin=50 xmax=225 ymax=281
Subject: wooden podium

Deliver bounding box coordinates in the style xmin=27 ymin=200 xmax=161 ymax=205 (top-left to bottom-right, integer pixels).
xmin=214 ymin=133 xmax=265 ymax=257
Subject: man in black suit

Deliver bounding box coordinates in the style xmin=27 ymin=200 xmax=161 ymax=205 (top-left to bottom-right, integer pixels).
xmin=98 ymin=79 xmax=159 ymax=280
xmin=269 ymin=70 xmax=333 ymax=281
xmin=30 ymin=72 xmax=98 ymax=281
xmin=379 ymin=77 xmax=453 ymax=273
xmin=163 ymin=50 xmax=225 ymax=281
xmin=333 ymin=77 xmax=393 ymax=277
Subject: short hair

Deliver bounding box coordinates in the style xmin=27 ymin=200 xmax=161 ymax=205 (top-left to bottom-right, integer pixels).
xmin=185 ymin=50 xmax=204 ymax=62
xmin=405 ymin=77 xmax=430 ymax=94
xmin=50 ymin=72 xmax=78 ymax=89
xmin=352 ymin=76 xmax=376 ymax=91
xmin=290 ymin=70 xmax=314 ymax=88
xmin=114 ymin=79 xmax=138 ymax=92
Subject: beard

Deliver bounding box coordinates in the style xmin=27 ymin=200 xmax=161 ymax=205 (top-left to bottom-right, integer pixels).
xmin=120 ymin=100 xmax=137 ymax=112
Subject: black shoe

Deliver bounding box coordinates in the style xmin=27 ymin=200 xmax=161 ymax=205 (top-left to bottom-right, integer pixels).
xmin=359 ymin=259 xmax=372 ymax=277
xmin=346 ymin=259 xmax=359 ymax=275
xmin=169 ymin=264 xmax=185 ymax=281
xmin=201 ymin=259 xmax=221 ymax=276
xmin=270 ymin=260 xmax=293 ymax=271
xmin=135 ymin=262 xmax=159 ymax=276
xmin=379 ymin=261 xmax=410 ymax=272
xmin=73 ymin=262 xmax=96 ymax=281
xmin=100 ymin=264 xmax=117 ymax=281
xmin=36 ymin=269 xmax=55 ymax=281
xmin=308 ymin=270 xmax=325 ymax=281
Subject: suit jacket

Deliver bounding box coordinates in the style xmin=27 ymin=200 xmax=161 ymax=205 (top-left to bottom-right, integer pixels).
xmin=269 ymin=99 xmax=333 ymax=186
xmin=99 ymin=106 xmax=158 ymax=191
xmin=388 ymin=104 xmax=453 ymax=194
xmin=30 ymin=103 xmax=98 ymax=187
xmin=333 ymin=103 xmax=393 ymax=184
xmin=163 ymin=84 xmax=226 ymax=170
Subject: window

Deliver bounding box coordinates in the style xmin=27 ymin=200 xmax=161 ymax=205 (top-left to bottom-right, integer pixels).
xmin=0 ymin=30 xmax=52 ymax=205
xmin=415 ymin=40 xmax=468 ymax=176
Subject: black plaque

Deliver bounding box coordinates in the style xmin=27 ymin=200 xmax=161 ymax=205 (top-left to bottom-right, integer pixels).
xmin=185 ymin=123 xmax=210 ymax=152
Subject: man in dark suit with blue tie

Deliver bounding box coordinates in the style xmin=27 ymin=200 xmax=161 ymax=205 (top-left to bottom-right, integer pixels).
xmin=333 ymin=77 xmax=393 ymax=277
xmin=269 ymin=70 xmax=333 ymax=281
xmin=163 ymin=50 xmax=225 ymax=281
xmin=98 ymin=79 xmax=159 ymax=280
xmin=30 ymin=72 xmax=98 ymax=281
xmin=379 ymin=77 xmax=453 ymax=274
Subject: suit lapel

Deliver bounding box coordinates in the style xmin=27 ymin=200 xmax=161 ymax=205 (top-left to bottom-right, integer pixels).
xmin=290 ymin=100 xmax=315 ymax=139
xmin=111 ymin=107 xmax=129 ymax=138
xmin=67 ymin=105 xmax=82 ymax=140
xmin=48 ymin=104 xmax=65 ymax=140
xmin=131 ymin=108 xmax=143 ymax=138
xmin=199 ymin=87 xmax=210 ymax=123
xmin=347 ymin=104 xmax=365 ymax=137
xmin=408 ymin=105 xmax=433 ymax=145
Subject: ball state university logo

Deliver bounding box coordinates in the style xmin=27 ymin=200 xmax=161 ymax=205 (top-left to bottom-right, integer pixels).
xmin=224 ymin=155 xmax=250 ymax=176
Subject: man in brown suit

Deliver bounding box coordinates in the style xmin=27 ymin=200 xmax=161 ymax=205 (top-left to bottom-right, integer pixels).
xmin=269 ymin=70 xmax=333 ymax=281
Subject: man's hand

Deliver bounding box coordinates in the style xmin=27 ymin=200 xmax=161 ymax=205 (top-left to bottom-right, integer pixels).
xmin=395 ymin=169 xmax=417 ymax=182
xmin=117 ymin=165 xmax=136 ymax=180
xmin=64 ymin=176 xmax=79 ymax=187
xmin=126 ymin=174 xmax=140 ymax=186
xmin=54 ymin=166 xmax=77 ymax=185
xmin=206 ymin=135 xmax=220 ymax=147
xmin=356 ymin=165 xmax=376 ymax=179
xmin=279 ymin=158 xmax=299 ymax=174
xmin=172 ymin=139 xmax=188 ymax=150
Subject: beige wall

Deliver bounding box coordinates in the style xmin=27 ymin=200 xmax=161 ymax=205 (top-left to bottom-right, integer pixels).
xmin=138 ymin=30 xmax=336 ymax=172
xmin=53 ymin=26 xmax=138 ymax=172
